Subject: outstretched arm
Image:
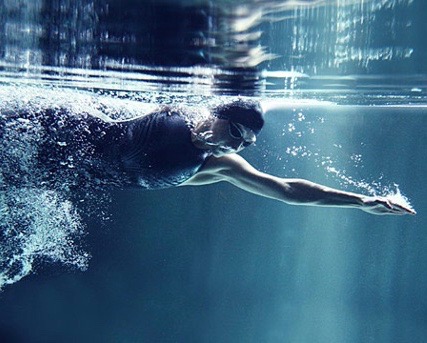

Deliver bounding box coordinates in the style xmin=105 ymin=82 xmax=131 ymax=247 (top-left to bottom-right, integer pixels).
xmin=183 ymin=154 xmax=415 ymax=215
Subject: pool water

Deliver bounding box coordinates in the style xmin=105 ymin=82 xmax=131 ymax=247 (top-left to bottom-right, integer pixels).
xmin=0 ymin=0 xmax=426 ymax=342
xmin=0 ymin=83 xmax=425 ymax=342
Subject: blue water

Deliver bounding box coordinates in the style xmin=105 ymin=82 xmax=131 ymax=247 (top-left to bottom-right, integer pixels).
xmin=0 ymin=87 xmax=425 ymax=342
xmin=1 ymin=0 xmax=427 ymax=342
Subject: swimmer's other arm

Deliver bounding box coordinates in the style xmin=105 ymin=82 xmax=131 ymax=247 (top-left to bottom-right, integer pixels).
xmin=182 ymin=154 xmax=416 ymax=216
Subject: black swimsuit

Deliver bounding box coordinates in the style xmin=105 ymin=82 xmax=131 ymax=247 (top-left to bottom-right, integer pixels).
xmin=118 ymin=110 xmax=210 ymax=189
xmin=0 ymin=108 xmax=211 ymax=190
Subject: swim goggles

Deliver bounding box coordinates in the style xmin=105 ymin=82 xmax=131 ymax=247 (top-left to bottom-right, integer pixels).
xmin=228 ymin=121 xmax=256 ymax=147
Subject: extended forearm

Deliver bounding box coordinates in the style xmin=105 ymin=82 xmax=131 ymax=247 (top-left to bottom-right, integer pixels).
xmin=281 ymin=178 xmax=364 ymax=208
xmin=198 ymin=155 xmax=414 ymax=215
xmin=233 ymin=172 xmax=365 ymax=208
xmin=225 ymin=162 xmax=366 ymax=208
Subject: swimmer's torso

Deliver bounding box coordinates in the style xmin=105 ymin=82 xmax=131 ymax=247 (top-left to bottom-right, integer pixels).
xmin=0 ymin=107 xmax=211 ymax=190
xmin=118 ymin=109 xmax=211 ymax=189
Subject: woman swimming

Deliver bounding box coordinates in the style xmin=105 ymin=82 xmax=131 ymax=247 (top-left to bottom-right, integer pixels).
xmin=0 ymin=98 xmax=415 ymax=215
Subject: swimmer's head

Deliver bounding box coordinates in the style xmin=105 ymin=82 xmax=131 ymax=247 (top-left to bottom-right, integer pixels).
xmin=192 ymin=99 xmax=264 ymax=156
xmin=212 ymin=99 xmax=264 ymax=135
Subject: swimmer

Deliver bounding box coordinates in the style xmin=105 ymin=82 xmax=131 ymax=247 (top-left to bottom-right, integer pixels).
xmin=182 ymin=100 xmax=415 ymax=216
xmin=1 ymin=98 xmax=415 ymax=216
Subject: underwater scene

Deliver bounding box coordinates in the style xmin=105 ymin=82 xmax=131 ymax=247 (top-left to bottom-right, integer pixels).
xmin=0 ymin=0 xmax=426 ymax=342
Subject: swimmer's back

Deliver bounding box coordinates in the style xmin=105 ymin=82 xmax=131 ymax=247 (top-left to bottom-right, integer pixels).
xmin=1 ymin=106 xmax=210 ymax=190
xmin=119 ymin=109 xmax=210 ymax=189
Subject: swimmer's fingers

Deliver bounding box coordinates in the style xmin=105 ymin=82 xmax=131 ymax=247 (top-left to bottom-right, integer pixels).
xmin=362 ymin=196 xmax=416 ymax=215
xmin=387 ymin=199 xmax=416 ymax=215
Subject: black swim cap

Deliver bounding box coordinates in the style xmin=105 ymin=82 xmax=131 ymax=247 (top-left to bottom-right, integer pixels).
xmin=212 ymin=99 xmax=264 ymax=134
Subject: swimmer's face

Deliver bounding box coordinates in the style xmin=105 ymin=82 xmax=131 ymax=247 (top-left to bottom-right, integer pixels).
xmin=209 ymin=118 xmax=256 ymax=157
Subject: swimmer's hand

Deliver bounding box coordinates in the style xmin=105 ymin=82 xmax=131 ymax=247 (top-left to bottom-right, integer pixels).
xmin=361 ymin=196 xmax=416 ymax=215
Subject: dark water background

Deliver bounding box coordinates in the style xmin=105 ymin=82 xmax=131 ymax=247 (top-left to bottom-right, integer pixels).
xmin=0 ymin=0 xmax=426 ymax=342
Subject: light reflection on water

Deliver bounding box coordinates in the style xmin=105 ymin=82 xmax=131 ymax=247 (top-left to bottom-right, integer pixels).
xmin=1 ymin=67 xmax=426 ymax=106
xmin=1 ymin=0 xmax=425 ymax=95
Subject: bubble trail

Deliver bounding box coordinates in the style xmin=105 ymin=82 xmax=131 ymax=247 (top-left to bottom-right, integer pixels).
xmin=0 ymin=188 xmax=89 ymax=290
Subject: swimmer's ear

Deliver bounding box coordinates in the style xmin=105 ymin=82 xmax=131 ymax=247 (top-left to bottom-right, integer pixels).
xmin=199 ymin=131 xmax=213 ymax=139
xmin=197 ymin=131 xmax=217 ymax=146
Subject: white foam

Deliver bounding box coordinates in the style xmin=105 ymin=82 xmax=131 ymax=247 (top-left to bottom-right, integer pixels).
xmin=385 ymin=186 xmax=415 ymax=213
xmin=0 ymin=188 xmax=89 ymax=290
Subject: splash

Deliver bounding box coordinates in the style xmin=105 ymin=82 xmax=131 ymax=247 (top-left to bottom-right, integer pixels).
xmin=384 ymin=185 xmax=415 ymax=213
xmin=0 ymin=86 xmax=92 ymax=290
xmin=0 ymin=84 xmax=141 ymax=290
xmin=0 ymin=187 xmax=89 ymax=290
xmin=323 ymin=164 xmax=415 ymax=213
